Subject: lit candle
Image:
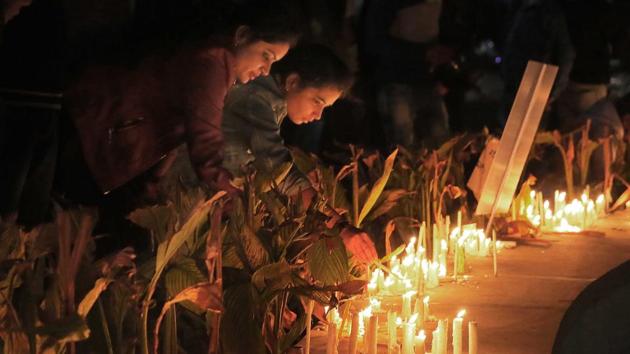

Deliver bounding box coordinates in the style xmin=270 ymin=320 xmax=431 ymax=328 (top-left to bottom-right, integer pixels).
xmin=402 ymin=291 xmax=415 ymax=319
xmin=367 ymin=315 xmax=378 ymax=354
xmin=402 ymin=314 xmax=417 ymax=354
xmin=438 ymin=319 xmax=448 ymax=354
xmin=456 ymin=238 xmax=466 ymax=275
xmin=387 ymin=312 xmax=397 ymax=354
xmin=595 ymin=194 xmax=605 ymax=215
xmin=422 ymin=296 xmax=429 ymax=324
xmin=431 ymin=329 xmax=439 ymax=354
xmin=426 ymin=262 xmax=439 ymax=288
xmin=416 ymin=255 xmax=424 ymax=295
xmin=432 ymin=224 xmax=439 ymax=262
xmin=468 ymin=321 xmax=478 ymax=354
xmin=414 ymin=330 xmax=426 ymax=354
xmin=417 ymin=222 xmax=426 ymax=256
xmin=305 ymin=299 xmax=314 ymax=354
xmin=349 ymin=312 xmax=359 ymax=354
xmin=445 ymin=215 xmax=451 ymax=251
xmin=452 ymin=310 xmax=466 ymax=354
xmin=326 ymin=309 xmax=338 ymax=354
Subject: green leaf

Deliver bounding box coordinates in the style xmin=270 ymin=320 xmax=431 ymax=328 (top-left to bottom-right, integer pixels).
xmin=221 ymin=284 xmax=267 ymax=354
xmin=162 ymin=305 xmax=178 ymax=354
xmin=154 ymin=192 xmax=226 ymax=285
xmin=77 ymin=277 xmax=112 ymax=317
xmin=35 ymin=313 xmax=91 ymax=348
xmin=251 ymin=260 xmax=293 ymax=297
xmin=237 ymin=225 xmax=271 ymax=271
xmin=255 ymin=162 xmax=293 ymax=193
xmin=435 ymin=135 xmax=461 ymax=159
xmin=279 ymin=311 xmax=307 ymax=353
xmin=366 ymin=189 xmax=409 ymax=221
xmin=357 ymin=149 xmax=398 ymax=227
xmin=128 ymin=203 xmax=178 ymax=244
xmin=290 ymin=148 xmax=317 ymax=175
xmin=164 ymin=258 xmax=206 ymax=298
xmin=307 ymin=237 xmax=349 ymax=286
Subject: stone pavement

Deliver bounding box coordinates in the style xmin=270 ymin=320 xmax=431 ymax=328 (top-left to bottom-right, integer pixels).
xmin=306 ymin=210 xmax=630 ymax=354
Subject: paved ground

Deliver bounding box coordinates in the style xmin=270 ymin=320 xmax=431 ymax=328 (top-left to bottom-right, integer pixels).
xmin=306 ymin=210 xmax=630 ymax=354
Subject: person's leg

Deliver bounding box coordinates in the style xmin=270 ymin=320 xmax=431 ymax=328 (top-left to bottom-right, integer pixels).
xmin=415 ymin=84 xmax=450 ymax=148
xmin=378 ymin=83 xmax=415 ymax=148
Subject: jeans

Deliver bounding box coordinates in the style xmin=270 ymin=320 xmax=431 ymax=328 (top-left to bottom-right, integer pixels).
xmin=377 ymin=83 xmax=449 ymax=148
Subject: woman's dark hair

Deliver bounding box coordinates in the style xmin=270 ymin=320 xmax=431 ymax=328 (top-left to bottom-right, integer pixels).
xmin=272 ymin=43 xmax=354 ymax=93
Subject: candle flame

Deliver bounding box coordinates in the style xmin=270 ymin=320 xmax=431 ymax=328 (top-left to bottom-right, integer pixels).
xmin=423 ymin=296 xmax=430 ymax=304
xmin=403 ymin=290 xmax=417 ymax=298
xmin=456 ymin=309 xmax=466 ymax=318
xmin=409 ymin=313 xmax=418 ymax=324
xmin=416 ymin=329 xmax=426 ymax=340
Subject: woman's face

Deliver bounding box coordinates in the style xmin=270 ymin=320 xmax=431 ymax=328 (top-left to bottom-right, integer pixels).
xmin=233 ymin=28 xmax=290 ymax=84
xmin=285 ymin=74 xmax=343 ymax=125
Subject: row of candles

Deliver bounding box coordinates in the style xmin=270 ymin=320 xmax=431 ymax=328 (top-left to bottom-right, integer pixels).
xmin=324 ymin=304 xmax=478 ymax=354
xmin=316 ymin=212 xmax=491 ymax=353
xmin=367 ymin=213 xmax=498 ymax=297
xmin=517 ymin=189 xmax=606 ymax=233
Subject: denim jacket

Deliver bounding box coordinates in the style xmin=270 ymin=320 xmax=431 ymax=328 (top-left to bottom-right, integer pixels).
xmin=222 ymin=75 xmax=311 ymax=194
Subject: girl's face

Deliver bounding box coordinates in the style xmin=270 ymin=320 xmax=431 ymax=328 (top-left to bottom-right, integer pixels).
xmin=233 ymin=27 xmax=290 ymax=84
xmin=284 ymin=74 xmax=343 ymax=125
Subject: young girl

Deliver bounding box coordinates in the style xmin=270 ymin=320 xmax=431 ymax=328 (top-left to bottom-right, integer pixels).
xmin=222 ymin=43 xmax=377 ymax=263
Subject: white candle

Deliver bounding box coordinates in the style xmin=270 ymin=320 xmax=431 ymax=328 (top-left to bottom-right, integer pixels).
xmin=432 ymin=224 xmax=439 ymax=262
xmin=402 ymin=291 xmax=414 ymax=319
xmin=452 ymin=310 xmax=466 ymax=354
xmin=387 ymin=312 xmax=397 ymax=354
xmin=402 ymin=315 xmax=417 ymax=354
xmin=326 ymin=309 xmax=338 ymax=354
xmin=367 ymin=315 xmax=378 ymax=354
xmin=445 ymin=215 xmax=451 ymax=251
xmin=427 ymin=262 xmax=439 ymax=288
xmin=437 ymin=319 xmax=448 ymax=354
xmin=468 ymin=321 xmax=478 ymax=354
xmin=305 ymin=300 xmax=314 ymax=354
xmin=417 ymin=222 xmax=426 ymax=256
xmin=431 ymin=329 xmax=439 ymax=354
xmin=422 ymin=296 xmax=429 ymax=324
xmin=349 ymin=313 xmax=359 ymax=354
xmin=414 ymin=330 xmax=426 ymax=354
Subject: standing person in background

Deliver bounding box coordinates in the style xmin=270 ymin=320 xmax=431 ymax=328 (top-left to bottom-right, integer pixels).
xmin=360 ymin=0 xmax=467 ymax=149
xmin=501 ymin=0 xmax=574 ymax=127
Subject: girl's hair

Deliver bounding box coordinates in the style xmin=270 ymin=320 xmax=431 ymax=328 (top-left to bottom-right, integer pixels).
xmin=272 ymin=43 xmax=354 ymax=93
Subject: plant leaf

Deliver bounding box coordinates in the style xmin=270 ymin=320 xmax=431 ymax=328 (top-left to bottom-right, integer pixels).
xmin=164 ymin=258 xmax=206 ymax=298
xmin=357 ymin=149 xmax=398 ymax=227
xmin=154 ymin=283 xmax=222 ymax=354
xmin=221 ymin=283 xmax=267 ymax=354
xmin=307 ymin=237 xmax=349 ymax=286
xmin=366 ymin=189 xmax=409 ymax=221
xmin=251 ymin=260 xmax=293 ymax=299
xmin=77 ymin=278 xmax=112 ymax=317
xmin=279 ymin=311 xmax=307 ymax=353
